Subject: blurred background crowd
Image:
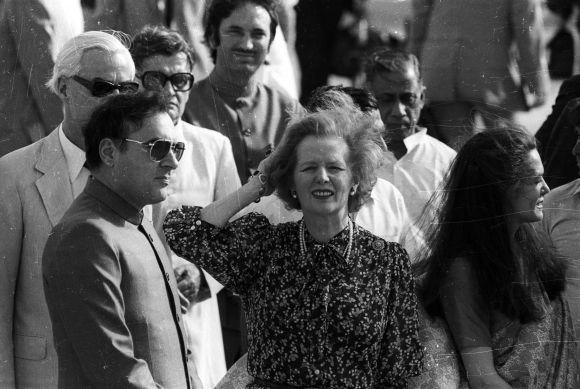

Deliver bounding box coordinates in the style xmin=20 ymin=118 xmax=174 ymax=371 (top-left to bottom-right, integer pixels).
xmin=2 ymin=0 xmax=579 ymax=156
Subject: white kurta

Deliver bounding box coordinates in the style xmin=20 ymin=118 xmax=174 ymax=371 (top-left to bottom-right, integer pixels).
xmin=377 ymin=128 xmax=456 ymax=234
xmin=152 ymin=120 xmax=241 ymax=389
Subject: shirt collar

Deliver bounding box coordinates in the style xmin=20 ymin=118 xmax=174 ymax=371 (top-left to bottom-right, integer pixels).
xmin=58 ymin=124 xmax=86 ymax=182
xmin=403 ymin=127 xmax=428 ymax=152
xmin=303 ymin=221 xmax=354 ymax=262
xmin=85 ymin=177 xmax=144 ymax=225
xmin=208 ymin=70 xmax=259 ymax=103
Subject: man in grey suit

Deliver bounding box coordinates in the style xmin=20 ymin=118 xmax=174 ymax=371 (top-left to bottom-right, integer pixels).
xmin=43 ymin=92 xmax=202 ymax=388
xmin=0 ymin=31 xmax=138 ymax=388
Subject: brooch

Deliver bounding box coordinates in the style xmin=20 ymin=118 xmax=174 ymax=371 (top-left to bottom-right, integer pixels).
xmin=372 ymin=239 xmax=385 ymax=251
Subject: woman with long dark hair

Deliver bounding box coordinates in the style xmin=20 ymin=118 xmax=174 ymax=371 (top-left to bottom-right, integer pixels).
xmin=415 ymin=126 xmax=578 ymax=388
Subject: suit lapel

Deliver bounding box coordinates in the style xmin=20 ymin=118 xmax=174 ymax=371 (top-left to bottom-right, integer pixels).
xmin=35 ymin=130 xmax=74 ymax=227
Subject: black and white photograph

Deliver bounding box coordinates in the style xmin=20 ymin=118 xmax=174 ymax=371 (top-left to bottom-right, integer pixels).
xmin=1 ymin=0 xmax=579 ymax=388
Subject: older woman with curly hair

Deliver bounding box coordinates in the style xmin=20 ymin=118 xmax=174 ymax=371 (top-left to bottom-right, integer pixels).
xmin=163 ymin=107 xmax=423 ymax=388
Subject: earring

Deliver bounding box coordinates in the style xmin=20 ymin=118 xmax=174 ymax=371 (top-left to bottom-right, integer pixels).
xmin=291 ymin=190 xmax=297 ymax=198
xmin=350 ymin=187 xmax=357 ymax=196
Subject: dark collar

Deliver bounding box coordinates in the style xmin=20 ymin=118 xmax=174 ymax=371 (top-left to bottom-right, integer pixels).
xmin=208 ymin=70 xmax=259 ymax=103
xmin=84 ymin=177 xmax=144 ymax=225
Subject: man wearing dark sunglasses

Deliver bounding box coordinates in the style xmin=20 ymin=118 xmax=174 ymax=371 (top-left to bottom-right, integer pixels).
xmin=43 ymin=92 xmax=202 ymax=389
xmin=131 ymin=25 xmax=241 ymax=387
xmin=366 ymin=49 xmax=456 ymax=247
xmin=0 ymin=31 xmax=139 ymax=388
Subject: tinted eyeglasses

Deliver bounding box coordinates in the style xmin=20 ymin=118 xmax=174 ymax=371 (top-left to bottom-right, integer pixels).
xmin=72 ymin=75 xmax=139 ymax=97
xmin=123 ymin=138 xmax=186 ymax=162
xmin=376 ymin=92 xmax=421 ymax=108
xmin=139 ymin=71 xmax=195 ymax=92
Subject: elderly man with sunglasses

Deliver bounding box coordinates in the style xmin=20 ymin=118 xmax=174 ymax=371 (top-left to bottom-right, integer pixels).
xmin=43 ymin=92 xmax=202 ymax=388
xmin=0 ymin=31 xmax=141 ymax=388
xmin=130 ymin=25 xmax=241 ymax=388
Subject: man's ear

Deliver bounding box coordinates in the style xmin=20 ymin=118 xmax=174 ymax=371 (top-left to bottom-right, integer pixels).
xmin=99 ymin=138 xmax=118 ymax=168
xmin=57 ymin=78 xmax=68 ymax=99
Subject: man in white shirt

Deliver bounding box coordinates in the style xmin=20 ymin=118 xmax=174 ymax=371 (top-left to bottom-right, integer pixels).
xmin=0 ymin=31 xmax=138 ymax=388
xmin=366 ymin=49 xmax=456 ymax=233
xmin=131 ymin=25 xmax=241 ymax=388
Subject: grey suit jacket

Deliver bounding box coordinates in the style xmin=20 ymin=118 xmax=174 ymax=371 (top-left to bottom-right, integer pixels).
xmin=0 ymin=129 xmax=73 ymax=388
xmin=43 ymin=178 xmax=201 ymax=388
xmin=0 ymin=0 xmax=83 ymax=157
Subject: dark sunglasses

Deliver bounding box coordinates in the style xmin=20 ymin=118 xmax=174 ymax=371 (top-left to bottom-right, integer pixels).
xmin=139 ymin=71 xmax=195 ymax=92
xmin=123 ymin=138 xmax=186 ymax=162
xmin=72 ymin=75 xmax=139 ymax=97
xmin=377 ymin=92 xmax=421 ymax=108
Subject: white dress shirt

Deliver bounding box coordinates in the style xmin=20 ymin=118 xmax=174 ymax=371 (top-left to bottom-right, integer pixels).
xmin=152 ymin=120 xmax=241 ymax=389
xmin=58 ymin=125 xmax=89 ymax=198
xmin=377 ymin=128 xmax=456 ymax=229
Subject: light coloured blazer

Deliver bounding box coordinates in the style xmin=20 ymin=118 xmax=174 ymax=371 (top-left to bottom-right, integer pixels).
xmin=0 ymin=0 xmax=83 ymax=157
xmin=0 ymin=129 xmax=73 ymax=388
xmin=410 ymin=0 xmax=548 ymax=111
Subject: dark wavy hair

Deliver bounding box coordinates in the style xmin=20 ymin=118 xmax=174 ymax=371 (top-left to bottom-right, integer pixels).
xmin=266 ymin=107 xmax=384 ymax=213
xmin=415 ymin=126 xmax=566 ymax=323
xmin=204 ymin=0 xmax=278 ymax=63
xmin=130 ymin=25 xmax=195 ymax=71
xmin=84 ymin=92 xmax=168 ymax=170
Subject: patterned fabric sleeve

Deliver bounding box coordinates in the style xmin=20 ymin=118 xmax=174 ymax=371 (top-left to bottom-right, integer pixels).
xmin=163 ymin=206 xmax=274 ymax=295
xmin=376 ymin=244 xmax=424 ymax=388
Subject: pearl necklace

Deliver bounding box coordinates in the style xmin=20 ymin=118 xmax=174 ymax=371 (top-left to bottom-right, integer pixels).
xmin=299 ymin=218 xmax=354 ymax=263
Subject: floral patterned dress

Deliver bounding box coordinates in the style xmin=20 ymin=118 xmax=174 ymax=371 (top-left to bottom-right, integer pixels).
xmin=164 ymin=207 xmax=423 ymax=388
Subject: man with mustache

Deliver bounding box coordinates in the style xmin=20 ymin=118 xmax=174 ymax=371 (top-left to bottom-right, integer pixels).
xmin=182 ymin=0 xmax=302 ymax=368
xmin=183 ymin=0 xmax=302 ymax=184
xmin=366 ymin=49 xmax=456 ymax=234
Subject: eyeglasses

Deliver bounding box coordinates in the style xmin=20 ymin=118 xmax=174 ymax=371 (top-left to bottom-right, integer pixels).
xmin=139 ymin=71 xmax=194 ymax=92
xmin=123 ymin=138 xmax=186 ymax=162
xmin=376 ymin=92 xmax=421 ymax=108
xmin=72 ymin=75 xmax=139 ymax=97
